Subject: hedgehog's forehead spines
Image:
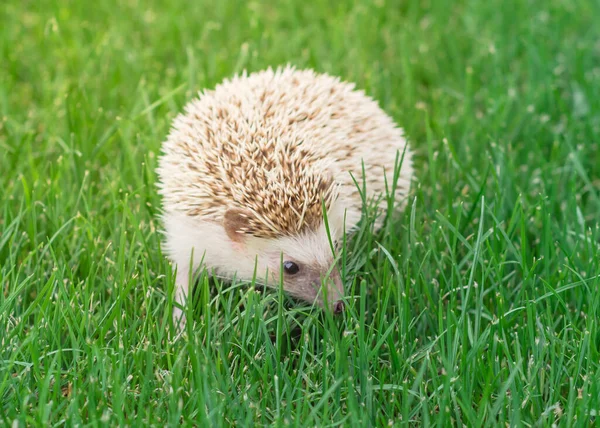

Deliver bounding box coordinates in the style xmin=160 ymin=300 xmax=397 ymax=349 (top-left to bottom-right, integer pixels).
xmin=226 ymin=140 xmax=339 ymax=238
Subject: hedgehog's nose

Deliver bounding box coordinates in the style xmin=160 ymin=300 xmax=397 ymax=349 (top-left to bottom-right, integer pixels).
xmin=333 ymin=301 xmax=344 ymax=315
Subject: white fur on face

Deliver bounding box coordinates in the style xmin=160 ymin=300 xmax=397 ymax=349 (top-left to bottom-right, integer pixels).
xmin=163 ymin=201 xmax=350 ymax=305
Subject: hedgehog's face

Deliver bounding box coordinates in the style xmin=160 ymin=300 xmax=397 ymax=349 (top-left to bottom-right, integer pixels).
xmin=224 ymin=208 xmax=345 ymax=313
xmin=265 ymin=233 xmax=345 ymax=313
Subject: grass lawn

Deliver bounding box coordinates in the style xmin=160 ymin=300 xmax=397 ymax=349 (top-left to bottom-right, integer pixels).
xmin=2 ymin=0 xmax=600 ymax=425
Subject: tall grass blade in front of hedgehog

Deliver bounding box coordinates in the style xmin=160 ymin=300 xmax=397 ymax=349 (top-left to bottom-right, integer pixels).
xmin=340 ymin=205 xmax=349 ymax=309
xmin=319 ymin=196 xmax=346 ymax=313
xmin=344 ymin=162 xmax=386 ymax=314
xmin=321 ymin=196 xmax=337 ymax=257
xmin=382 ymin=144 xmax=410 ymax=235
xmin=276 ymin=253 xmax=286 ymax=360
xmin=170 ymin=248 xmax=200 ymax=335
xmin=248 ymin=254 xmax=263 ymax=307
xmin=349 ymin=163 xmax=383 ymax=240
xmin=349 ymin=159 xmax=385 ymax=233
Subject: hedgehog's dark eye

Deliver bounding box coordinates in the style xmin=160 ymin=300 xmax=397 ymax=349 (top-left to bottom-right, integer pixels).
xmin=283 ymin=261 xmax=300 ymax=275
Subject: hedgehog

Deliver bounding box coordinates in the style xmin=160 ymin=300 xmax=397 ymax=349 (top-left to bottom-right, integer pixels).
xmin=157 ymin=65 xmax=413 ymax=328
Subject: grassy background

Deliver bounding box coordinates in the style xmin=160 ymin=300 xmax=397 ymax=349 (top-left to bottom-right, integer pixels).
xmin=1 ymin=0 xmax=600 ymax=425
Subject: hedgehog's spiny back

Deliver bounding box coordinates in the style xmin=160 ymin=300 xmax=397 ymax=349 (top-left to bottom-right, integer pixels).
xmin=157 ymin=69 xmax=339 ymax=237
xmin=157 ymin=66 xmax=412 ymax=238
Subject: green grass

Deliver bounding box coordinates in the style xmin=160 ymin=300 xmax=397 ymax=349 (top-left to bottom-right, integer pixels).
xmin=1 ymin=0 xmax=600 ymax=425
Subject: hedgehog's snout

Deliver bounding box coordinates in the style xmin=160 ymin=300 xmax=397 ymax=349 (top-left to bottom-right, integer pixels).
xmin=283 ymin=263 xmax=345 ymax=314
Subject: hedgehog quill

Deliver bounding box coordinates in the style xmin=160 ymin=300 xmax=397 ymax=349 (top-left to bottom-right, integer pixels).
xmin=157 ymin=66 xmax=413 ymax=328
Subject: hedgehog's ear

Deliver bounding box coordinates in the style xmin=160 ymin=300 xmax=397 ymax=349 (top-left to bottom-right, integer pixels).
xmin=224 ymin=207 xmax=254 ymax=247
